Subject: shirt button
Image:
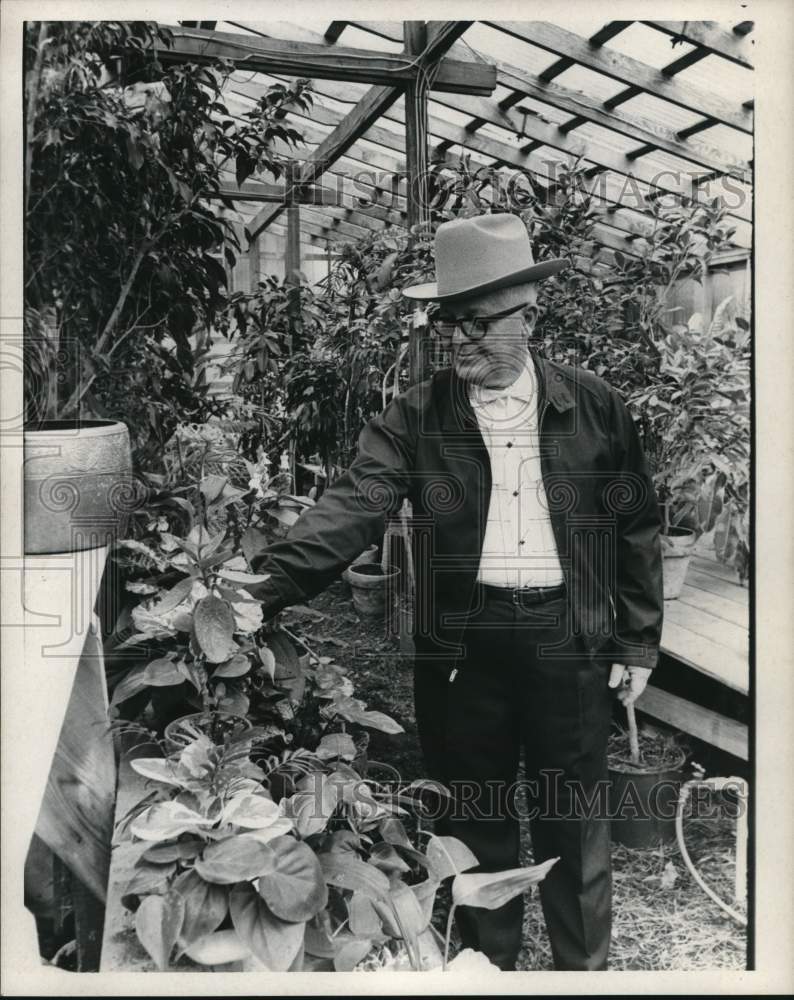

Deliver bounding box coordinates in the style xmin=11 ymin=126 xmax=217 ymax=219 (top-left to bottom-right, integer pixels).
xmin=513 ymin=491 xmax=519 ymax=497
xmin=519 ymin=540 xmax=525 ymax=546
xmin=506 ymin=442 xmax=513 ymax=448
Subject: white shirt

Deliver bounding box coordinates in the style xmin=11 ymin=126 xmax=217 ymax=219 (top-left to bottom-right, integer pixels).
xmin=469 ymin=362 xmax=565 ymax=589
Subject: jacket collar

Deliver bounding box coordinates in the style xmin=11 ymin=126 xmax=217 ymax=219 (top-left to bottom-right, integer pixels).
xmin=443 ymin=351 xmax=576 ymax=431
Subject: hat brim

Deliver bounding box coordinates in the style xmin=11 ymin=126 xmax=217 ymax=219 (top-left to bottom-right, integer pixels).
xmin=402 ymin=257 xmax=569 ymax=302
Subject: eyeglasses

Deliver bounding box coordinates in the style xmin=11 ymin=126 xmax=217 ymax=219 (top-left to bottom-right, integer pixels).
xmin=433 ymin=301 xmax=528 ymax=344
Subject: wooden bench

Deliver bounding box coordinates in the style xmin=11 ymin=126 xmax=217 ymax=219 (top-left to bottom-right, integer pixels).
xmin=637 ymin=554 xmax=749 ymax=760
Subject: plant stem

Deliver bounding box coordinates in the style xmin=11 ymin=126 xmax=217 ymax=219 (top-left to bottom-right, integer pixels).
xmin=443 ymin=903 xmax=456 ymax=971
xmin=627 ymin=703 xmax=641 ymax=766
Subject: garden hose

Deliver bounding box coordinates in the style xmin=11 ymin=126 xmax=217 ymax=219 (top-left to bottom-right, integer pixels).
xmin=675 ymin=777 xmax=748 ymax=926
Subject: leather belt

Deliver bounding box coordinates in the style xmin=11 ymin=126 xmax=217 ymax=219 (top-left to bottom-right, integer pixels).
xmin=480 ymin=582 xmax=567 ymax=606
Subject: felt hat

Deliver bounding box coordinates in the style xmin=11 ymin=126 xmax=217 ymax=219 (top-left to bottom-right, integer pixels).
xmin=402 ymin=213 xmax=567 ymax=303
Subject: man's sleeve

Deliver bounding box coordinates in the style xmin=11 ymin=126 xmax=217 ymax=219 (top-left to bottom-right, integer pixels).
xmin=247 ymin=389 xmax=419 ymax=618
xmin=608 ymin=388 xmax=664 ymax=669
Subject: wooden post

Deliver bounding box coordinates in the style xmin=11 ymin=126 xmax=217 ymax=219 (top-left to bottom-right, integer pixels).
xmin=404 ymin=21 xmax=430 ymax=387
xmin=285 ymin=163 xmax=301 ymax=350
xmin=248 ymin=233 xmax=260 ymax=292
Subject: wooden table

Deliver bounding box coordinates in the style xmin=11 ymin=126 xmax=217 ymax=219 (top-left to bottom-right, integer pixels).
xmin=637 ymin=554 xmax=749 ymax=760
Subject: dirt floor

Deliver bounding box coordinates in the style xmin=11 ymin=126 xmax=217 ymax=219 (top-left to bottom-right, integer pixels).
xmin=284 ymin=581 xmax=747 ymax=972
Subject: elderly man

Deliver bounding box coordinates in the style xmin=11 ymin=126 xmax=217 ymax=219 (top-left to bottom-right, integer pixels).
xmin=251 ymin=214 xmax=663 ymax=971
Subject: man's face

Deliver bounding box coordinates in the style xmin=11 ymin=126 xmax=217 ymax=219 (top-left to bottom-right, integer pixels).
xmin=439 ymin=288 xmax=538 ymax=388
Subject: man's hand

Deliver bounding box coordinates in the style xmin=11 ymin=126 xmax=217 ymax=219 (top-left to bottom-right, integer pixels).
xmin=608 ymin=664 xmax=652 ymax=706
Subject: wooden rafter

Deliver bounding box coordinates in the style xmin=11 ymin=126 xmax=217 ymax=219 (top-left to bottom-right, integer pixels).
xmin=485 ymin=21 xmax=753 ymax=133
xmin=342 ymin=21 xmax=751 ymax=179
xmin=246 ymin=21 xmax=485 ymax=240
xmin=158 ymin=24 xmax=495 ymax=94
xmin=261 ymin=82 xmax=751 ymax=230
xmin=643 ymin=20 xmax=754 ymax=69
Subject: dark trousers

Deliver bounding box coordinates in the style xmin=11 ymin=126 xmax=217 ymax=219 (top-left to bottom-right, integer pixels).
xmin=414 ymin=590 xmax=613 ymax=971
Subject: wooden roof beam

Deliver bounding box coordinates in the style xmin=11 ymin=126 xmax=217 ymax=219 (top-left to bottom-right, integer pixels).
xmin=643 ymin=21 xmax=754 ymax=69
xmin=246 ymin=22 xmax=489 ymax=240
xmin=467 ymin=63 xmax=750 ymax=179
xmin=260 ymin=79 xmax=751 ymax=226
xmin=158 ymin=25 xmax=495 ymax=94
xmin=486 ymin=21 xmax=753 ymax=133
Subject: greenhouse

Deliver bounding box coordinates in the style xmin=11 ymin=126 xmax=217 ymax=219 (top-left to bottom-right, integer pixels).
xmin=8 ymin=13 xmax=762 ymax=981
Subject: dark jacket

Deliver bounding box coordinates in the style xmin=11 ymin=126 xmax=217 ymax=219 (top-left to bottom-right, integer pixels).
xmin=250 ymin=353 xmax=663 ymax=669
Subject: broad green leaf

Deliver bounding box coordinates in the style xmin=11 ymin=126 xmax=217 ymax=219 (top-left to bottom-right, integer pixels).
xmin=318 ymin=853 xmax=390 ymax=899
xmin=194 ymin=834 xmax=277 ymax=884
xmin=378 ymin=817 xmax=411 ymax=847
xmin=130 ymin=757 xmax=183 ymax=787
xmin=283 ymin=774 xmax=338 ymax=838
xmin=348 ymin=892 xmax=382 ymax=937
xmin=110 ymin=665 xmax=148 ymax=706
xmin=327 ymin=696 xmax=404 ymax=734
xmin=219 ymin=568 xmax=272 ymax=585
xmin=199 ymin=474 xmax=227 ymax=504
xmin=316 ymin=732 xmax=357 ymax=761
xmin=451 ymin=857 xmax=559 ymax=909
xmin=333 ymin=934 xmax=373 ymax=972
xmin=230 ymin=882 xmax=305 ymax=971
xmin=150 ymin=576 xmax=193 ymax=615
xmin=135 ymin=890 xmax=185 ymax=970
xmin=142 ymin=839 xmax=204 ymax=863
xmin=183 ymin=928 xmax=249 ymax=966
xmin=142 ymin=657 xmax=185 ymax=687
xmin=369 ymin=842 xmax=410 ymax=875
xmin=373 ymin=883 xmax=425 ymax=953
xmin=425 ymin=835 xmax=478 ymax=880
xmin=258 ymin=645 xmax=276 ymax=681
xmin=221 ymin=793 xmax=281 ymax=830
xmin=212 ymin=653 xmax=251 ymax=679
xmin=411 ymin=878 xmax=440 ymax=931
xmin=193 ymin=595 xmax=237 ymax=663
xmin=258 ymin=835 xmax=328 ymax=922
xmin=171 ymin=869 xmax=229 ymax=947
xmin=304 ymin=911 xmax=335 ymax=959
xmin=125 ymin=860 xmax=176 ymax=896
xmin=131 ymin=802 xmax=214 ymax=842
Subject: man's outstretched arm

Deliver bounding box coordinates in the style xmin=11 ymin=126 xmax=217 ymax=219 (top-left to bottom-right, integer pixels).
xmin=247 ymin=384 xmax=422 ymax=618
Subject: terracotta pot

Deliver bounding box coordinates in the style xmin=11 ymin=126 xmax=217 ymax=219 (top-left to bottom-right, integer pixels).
xmin=163 ymin=711 xmax=252 ymax=753
xmin=608 ymin=746 xmax=688 ymax=848
xmin=341 ymin=544 xmax=379 ymax=588
xmin=661 ymin=526 xmax=696 ymax=600
xmin=346 ymin=563 xmax=400 ymax=618
xmin=24 ymin=419 xmax=133 ymax=553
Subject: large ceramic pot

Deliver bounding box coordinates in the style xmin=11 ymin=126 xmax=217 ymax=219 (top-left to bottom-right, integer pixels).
xmin=24 ymin=419 xmax=133 ymax=554
xmin=661 ymin=526 xmax=696 ymax=600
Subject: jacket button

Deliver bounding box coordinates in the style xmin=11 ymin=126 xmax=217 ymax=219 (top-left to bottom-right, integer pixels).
xmin=506 ymin=442 xmax=513 ymax=448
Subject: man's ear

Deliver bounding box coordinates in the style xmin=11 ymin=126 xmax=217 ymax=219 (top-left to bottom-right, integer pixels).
xmin=523 ymin=304 xmax=539 ymax=332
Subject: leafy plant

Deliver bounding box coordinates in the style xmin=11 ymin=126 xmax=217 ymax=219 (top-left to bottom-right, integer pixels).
xmin=24 ymin=20 xmax=311 ymax=455
xmin=117 ymin=729 xmax=556 ymax=971
xmin=626 ymin=297 xmax=750 ymax=578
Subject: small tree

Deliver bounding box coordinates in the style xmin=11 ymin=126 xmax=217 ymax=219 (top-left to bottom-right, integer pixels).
xmin=24 ymin=21 xmax=312 ymax=461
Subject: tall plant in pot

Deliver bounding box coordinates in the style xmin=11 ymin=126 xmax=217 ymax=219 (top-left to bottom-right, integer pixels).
xmin=626 ymin=298 xmax=751 ymax=596
xmin=23 ymin=21 xmax=312 ymax=551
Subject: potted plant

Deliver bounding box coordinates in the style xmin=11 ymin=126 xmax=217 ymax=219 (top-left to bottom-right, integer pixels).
xmin=608 ymin=705 xmax=688 ymax=849
xmin=23 ymin=22 xmax=313 ymax=550
xmin=117 ymin=723 xmax=558 ymax=971
xmin=626 ymin=298 xmax=750 ymax=597
xmin=108 ymin=471 xmax=275 ymax=739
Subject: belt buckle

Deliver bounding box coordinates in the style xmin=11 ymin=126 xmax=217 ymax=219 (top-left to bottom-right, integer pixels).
xmin=512 ymin=587 xmax=534 ymax=606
